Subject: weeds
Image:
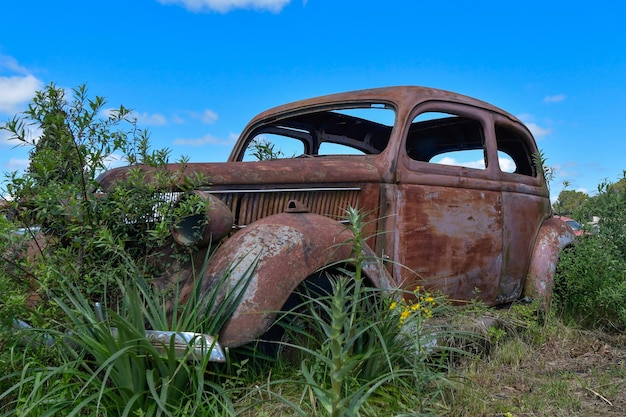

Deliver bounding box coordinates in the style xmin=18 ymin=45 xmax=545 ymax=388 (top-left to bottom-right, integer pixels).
xmin=234 ymin=207 xmax=470 ymax=416
xmin=0 ymin=258 xmax=250 ymax=416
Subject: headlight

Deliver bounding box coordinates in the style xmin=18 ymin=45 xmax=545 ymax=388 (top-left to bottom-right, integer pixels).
xmin=171 ymin=191 xmax=233 ymax=247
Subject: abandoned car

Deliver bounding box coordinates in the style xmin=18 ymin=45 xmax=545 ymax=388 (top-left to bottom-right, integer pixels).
xmin=96 ymin=86 xmax=575 ymax=355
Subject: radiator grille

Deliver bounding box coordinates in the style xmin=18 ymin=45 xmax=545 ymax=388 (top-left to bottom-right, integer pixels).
xmin=212 ymin=188 xmax=361 ymax=226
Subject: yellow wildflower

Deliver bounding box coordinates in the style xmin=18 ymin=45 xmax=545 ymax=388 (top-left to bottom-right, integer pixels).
xmin=399 ymin=309 xmax=410 ymax=324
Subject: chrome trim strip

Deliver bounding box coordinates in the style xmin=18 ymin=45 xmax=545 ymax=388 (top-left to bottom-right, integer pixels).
xmin=199 ymin=187 xmax=362 ymax=194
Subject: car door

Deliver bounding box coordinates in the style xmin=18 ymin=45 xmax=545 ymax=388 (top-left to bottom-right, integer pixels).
xmin=492 ymin=116 xmax=549 ymax=303
xmin=392 ymin=102 xmax=505 ymax=305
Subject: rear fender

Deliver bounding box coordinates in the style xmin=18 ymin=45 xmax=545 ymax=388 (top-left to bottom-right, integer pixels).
xmin=199 ymin=211 xmax=393 ymax=347
xmin=524 ymin=217 xmax=576 ymax=309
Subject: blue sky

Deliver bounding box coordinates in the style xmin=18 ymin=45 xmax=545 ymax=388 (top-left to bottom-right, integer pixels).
xmin=1 ymin=0 xmax=625 ymax=202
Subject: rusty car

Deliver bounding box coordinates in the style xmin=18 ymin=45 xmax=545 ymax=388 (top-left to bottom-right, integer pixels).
xmin=96 ymin=86 xmax=576 ymax=355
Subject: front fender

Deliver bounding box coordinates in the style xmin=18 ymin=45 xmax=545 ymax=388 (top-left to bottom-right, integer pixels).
xmin=200 ymin=211 xmax=393 ymax=347
xmin=524 ymin=217 xmax=576 ymax=309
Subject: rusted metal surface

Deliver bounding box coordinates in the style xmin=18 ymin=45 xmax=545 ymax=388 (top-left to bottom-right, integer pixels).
xmin=213 ymin=185 xmax=363 ymax=227
xmin=92 ymin=86 xmax=574 ymax=348
xmin=97 ymin=157 xmax=382 ymax=193
xmin=392 ymin=184 xmax=504 ymax=302
xmin=171 ymin=191 xmax=233 ymax=247
xmin=194 ymin=212 xmax=393 ymax=347
xmin=524 ymin=217 xmax=576 ymax=309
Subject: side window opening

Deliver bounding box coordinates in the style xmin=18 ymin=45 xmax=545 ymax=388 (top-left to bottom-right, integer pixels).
xmin=406 ymin=112 xmax=487 ymax=170
xmin=495 ymin=124 xmax=535 ymax=176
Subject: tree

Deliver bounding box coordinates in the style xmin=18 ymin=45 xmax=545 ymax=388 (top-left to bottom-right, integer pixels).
xmin=575 ymin=173 xmax=626 ymax=238
xmin=4 ymin=83 xmax=134 ymax=189
xmin=25 ymin=86 xmax=83 ymax=186
xmin=553 ymin=188 xmax=589 ymax=215
xmin=614 ymin=174 xmax=626 ymax=193
xmin=2 ymin=84 xmax=137 ymax=240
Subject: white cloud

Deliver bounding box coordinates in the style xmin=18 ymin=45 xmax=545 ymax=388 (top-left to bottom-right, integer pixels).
xmin=0 ymin=74 xmax=43 ymax=115
xmin=157 ymin=0 xmax=291 ymax=13
xmin=517 ymin=114 xmax=552 ymax=139
xmin=5 ymin=158 xmax=29 ymax=171
xmin=524 ymin=122 xmax=552 ymax=138
xmin=102 ymin=153 xmax=127 ymax=170
xmin=173 ymin=133 xmax=236 ymax=146
xmin=0 ymin=55 xmax=30 ymax=74
xmin=436 ymin=157 xmax=486 ymax=170
xmin=188 ymin=109 xmax=218 ymax=124
xmin=0 ymin=129 xmax=12 ymax=146
xmin=201 ymin=109 xmax=218 ymax=124
xmin=171 ymin=114 xmax=186 ymax=124
xmin=0 ymin=124 xmax=41 ymax=147
xmin=101 ymin=108 xmax=168 ymax=126
xmin=498 ymin=157 xmax=516 ymax=173
xmin=133 ymin=111 xmax=168 ymax=126
xmin=432 ymin=155 xmax=516 ymax=173
xmin=0 ymin=55 xmax=43 ymax=115
xmin=544 ymin=94 xmax=566 ymax=103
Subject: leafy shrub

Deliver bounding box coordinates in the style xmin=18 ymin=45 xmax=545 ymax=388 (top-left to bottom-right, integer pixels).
xmin=0 ymin=83 xmax=208 ymax=316
xmin=0 ymin=83 xmax=227 ymax=413
xmin=554 ymin=173 xmax=626 ymax=331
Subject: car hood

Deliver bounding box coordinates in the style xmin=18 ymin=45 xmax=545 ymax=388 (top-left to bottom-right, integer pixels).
xmin=97 ymin=156 xmax=386 ymax=192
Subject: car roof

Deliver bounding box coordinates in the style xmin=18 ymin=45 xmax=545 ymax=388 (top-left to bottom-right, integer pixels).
xmin=248 ymin=86 xmax=523 ymax=127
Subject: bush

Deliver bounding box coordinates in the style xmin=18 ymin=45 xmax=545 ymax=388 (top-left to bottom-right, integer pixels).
xmin=0 ymin=84 xmax=226 ymax=414
xmin=554 ymin=173 xmax=626 ymax=331
xmin=0 ymin=83 xmax=207 ymax=315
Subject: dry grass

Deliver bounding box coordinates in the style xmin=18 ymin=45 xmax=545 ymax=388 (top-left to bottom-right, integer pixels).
xmin=444 ymin=309 xmax=626 ymax=417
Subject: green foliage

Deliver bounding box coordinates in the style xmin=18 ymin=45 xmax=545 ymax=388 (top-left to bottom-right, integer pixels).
xmin=0 ymin=83 xmax=236 ymax=413
xmin=554 ymin=173 xmax=626 ymax=331
xmin=554 ymin=237 xmax=626 ymax=330
xmin=613 ymin=175 xmax=626 ymax=193
xmin=0 ymin=265 xmax=245 ymax=416
xmin=532 ymin=150 xmax=555 ymax=187
xmin=575 ymin=172 xmax=626 ymax=251
xmin=0 ymin=83 xmax=209 ymax=308
xmin=553 ymin=188 xmax=589 ymax=215
xmin=5 ymin=83 xmax=130 ymax=188
xmin=248 ymin=138 xmax=284 ymax=160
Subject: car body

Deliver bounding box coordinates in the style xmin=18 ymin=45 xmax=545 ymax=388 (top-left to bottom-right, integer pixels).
xmin=554 ymin=215 xmax=584 ymax=236
xmin=98 ymin=86 xmax=576 ymax=349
